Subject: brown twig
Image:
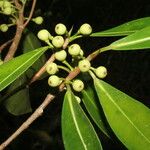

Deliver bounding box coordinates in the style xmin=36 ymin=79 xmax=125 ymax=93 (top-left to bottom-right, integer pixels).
xmin=0 ymin=39 xmax=13 ymax=53
xmin=29 ymin=54 xmax=55 ymax=85
xmin=29 ymin=37 xmax=70 ymax=84
xmin=59 ymin=48 xmax=102 ymax=91
xmin=4 ymin=0 xmax=24 ymax=62
xmin=0 ymin=93 xmax=55 ymax=150
xmin=23 ymin=0 xmax=37 ymax=28
xmin=4 ymin=0 xmax=37 ymax=62
xmin=0 ymin=37 xmax=106 ymax=149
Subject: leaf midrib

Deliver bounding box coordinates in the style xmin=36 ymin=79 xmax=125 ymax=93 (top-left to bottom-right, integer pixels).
xmin=68 ymin=92 xmax=87 ymax=150
xmin=92 ymin=30 xmax=136 ymax=36
xmin=97 ymin=81 xmax=150 ymax=144
xmin=0 ymin=48 xmax=46 ymax=90
xmin=112 ymin=34 xmax=150 ymax=49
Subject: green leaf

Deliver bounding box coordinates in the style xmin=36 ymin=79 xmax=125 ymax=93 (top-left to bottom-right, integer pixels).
xmin=109 ymin=26 xmax=150 ymax=50
xmin=82 ymin=86 xmax=110 ymax=138
xmin=0 ymin=46 xmax=48 ymax=91
xmin=22 ymin=30 xmax=47 ymax=79
xmin=62 ymin=89 xmax=102 ymax=150
xmin=4 ymin=75 xmax=32 ymax=116
xmin=91 ymin=17 xmax=150 ymax=37
xmin=94 ymin=78 xmax=150 ymax=150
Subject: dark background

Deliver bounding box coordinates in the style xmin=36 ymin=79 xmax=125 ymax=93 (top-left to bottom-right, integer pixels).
xmin=0 ymin=0 xmax=150 ymax=149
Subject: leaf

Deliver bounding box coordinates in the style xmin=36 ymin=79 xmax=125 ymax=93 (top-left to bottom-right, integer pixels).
xmin=22 ymin=30 xmax=47 ymax=79
xmin=82 ymin=86 xmax=110 ymax=138
xmin=62 ymin=89 xmax=102 ymax=150
xmin=0 ymin=46 xmax=48 ymax=91
xmin=91 ymin=17 xmax=150 ymax=37
xmin=4 ymin=75 xmax=32 ymax=116
xmin=94 ymin=78 xmax=150 ymax=150
xmin=109 ymin=26 xmax=150 ymax=50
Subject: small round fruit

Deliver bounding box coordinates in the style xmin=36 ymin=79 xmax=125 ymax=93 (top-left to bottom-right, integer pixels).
xmin=79 ymin=49 xmax=84 ymax=56
xmin=3 ymin=7 xmax=12 ymax=15
xmin=55 ymin=50 xmax=67 ymax=61
xmin=0 ymin=24 xmax=8 ymax=32
xmin=68 ymin=44 xmax=81 ymax=56
xmin=48 ymin=75 xmax=61 ymax=87
xmin=78 ymin=59 xmax=91 ymax=72
xmin=52 ymin=36 xmax=64 ymax=48
xmin=3 ymin=1 xmax=11 ymax=8
xmin=72 ymin=79 xmax=84 ymax=92
xmin=79 ymin=23 xmax=92 ymax=35
xmin=75 ymin=96 xmax=81 ymax=103
xmin=46 ymin=62 xmax=58 ymax=75
xmin=33 ymin=16 xmax=43 ymax=25
xmin=95 ymin=66 xmax=107 ymax=78
xmin=55 ymin=23 xmax=67 ymax=35
xmin=37 ymin=29 xmax=50 ymax=41
xmin=0 ymin=1 xmax=4 ymax=7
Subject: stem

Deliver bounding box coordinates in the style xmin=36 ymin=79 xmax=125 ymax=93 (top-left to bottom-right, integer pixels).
xmin=62 ymin=60 xmax=73 ymax=71
xmin=4 ymin=0 xmax=37 ymax=62
xmin=87 ymin=46 xmax=110 ymax=61
xmin=59 ymin=46 xmax=111 ymax=91
xmin=59 ymin=67 xmax=80 ymax=91
xmin=69 ymin=35 xmax=82 ymax=42
xmin=23 ymin=0 xmax=37 ymax=28
xmin=0 ymin=39 xmax=13 ymax=53
xmin=28 ymin=54 xmax=55 ymax=85
xmin=4 ymin=0 xmax=24 ymax=62
xmin=58 ymin=65 xmax=70 ymax=73
xmin=88 ymin=70 xmax=96 ymax=79
xmin=0 ymin=94 xmax=55 ymax=150
xmin=28 ymin=37 xmax=70 ymax=84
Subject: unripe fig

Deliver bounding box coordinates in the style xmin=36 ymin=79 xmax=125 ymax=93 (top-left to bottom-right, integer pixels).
xmin=48 ymin=75 xmax=61 ymax=87
xmin=78 ymin=59 xmax=91 ymax=72
xmin=3 ymin=7 xmax=12 ymax=15
xmin=0 ymin=24 xmax=8 ymax=32
xmin=3 ymin=1 xmax=11 ymax=7
xmin=46 ymin=62 xmax=58 ymax=75
xmin=72 ymin=79 xmax=84 ymax=92
xmin=55 ymin=23 xmax=67 ymax=35
xmin=68 ymin=44 xmax=81 ymax=56
xmin=55 ymin=50 xmax=67 ymax=61
xmin=75 ymin=96 xmax=81 ymax=103
xmin=33 ymin=16 xmax=43 ymax=25
xmin=52 ymin=36 xmax=64 ymax=48
xmin=79 ymin=49 xmax=84 ymax=56
xmin=79 ymin=23 xmax=92 ymax=35
xmin=95 ymin=66 xmax=107 ymax=78
xmin=37 ymin=29 xmax=50 ymax=41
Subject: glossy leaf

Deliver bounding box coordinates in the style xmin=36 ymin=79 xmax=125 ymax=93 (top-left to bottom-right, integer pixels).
xmin=91 ymin=17 xmax=150 ymax=37
xmin=62 ymin=89 xmax=102 ymax=150
xmin=82 ymin=86 xmax=110 ymax=138
xmin=0 ymin=46 xmax=48 ymax=91
xmin=4 ymin=75 xmax=32 ymax=116
xmin=94 ymin=78 xmax=150 ymax=150
xmin=22 ymin=30 xmax=47 ymax=79
xmin=109 ymin=26 xmax=150 ymax=50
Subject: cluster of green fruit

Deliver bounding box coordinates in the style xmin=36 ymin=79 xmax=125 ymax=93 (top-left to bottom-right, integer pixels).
xmin=0 ymin=0 xmax=14 ymax=15
xmin=0 ymin=0 xmax=43 ymax=32
xmin=37 ymin=23 xmax=107 ymax=93
xmin=0 ymin=0 xmax=14 ymax=32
